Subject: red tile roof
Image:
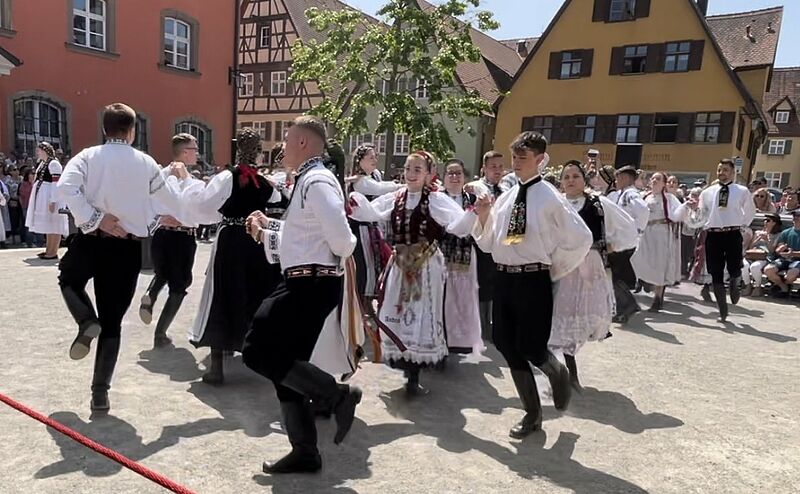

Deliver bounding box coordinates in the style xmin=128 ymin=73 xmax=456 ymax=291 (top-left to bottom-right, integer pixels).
xmin=706 ymin=6 xmax=783 ymax=69
xmin=763 ymin=67 xmax=800 ymax=135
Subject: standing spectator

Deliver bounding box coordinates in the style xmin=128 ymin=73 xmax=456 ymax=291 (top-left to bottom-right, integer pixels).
xmin=3 ymin=164 xmax=23 ymax=244
xmin=19 ymin=168 xmax=35 ymax=247
xmin=0 ymin=178 xmax=6 ymax=248
xmin=25 ymin=142 xmax=69 ymax=260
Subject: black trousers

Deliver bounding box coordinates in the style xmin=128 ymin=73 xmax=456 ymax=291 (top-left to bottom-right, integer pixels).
xmin=148 ymin=229 xmax=197 ymax=296
xmin=705 ymin=230 xmax=743 ymax=284
xmin=492 ymin=270 xmax=552 ymax=369
xmin=608 ymin=248 xmax=639 ymax=316
xmin=242 ymin=275 xmax=342 ymax=402
xmin=58 ymin=233 xmax=142 ymax=339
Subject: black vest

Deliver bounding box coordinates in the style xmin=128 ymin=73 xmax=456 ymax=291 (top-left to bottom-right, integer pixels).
xmin=219 ymin=166 xmax=275 ymax=219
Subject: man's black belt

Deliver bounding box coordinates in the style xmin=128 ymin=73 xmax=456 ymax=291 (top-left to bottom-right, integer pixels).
xmin=284 ymin=264 xmax=342 ymax=279
xmin=707 ymin=226 xmax=740 ymax=233
xmin=161 ymin=225 xmax=196 ymax=236
xmin=496 ymin=262 xmax=550 ymax=273
xmin=84 ymin=230 xmax=144 ymax=241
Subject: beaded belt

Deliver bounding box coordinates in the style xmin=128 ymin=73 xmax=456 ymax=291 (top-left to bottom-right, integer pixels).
xmin=707 ymin=226 xmax=740 ymax=232
xmin=221 ymin=217 xmax=247 ymax=227
xmin=284 ymin=264 xmax=342 ymax=279
xmin=161 ymin=225 xmax=196 ymax=235
xmin=496 ymin=262 xmax=550 ymax=273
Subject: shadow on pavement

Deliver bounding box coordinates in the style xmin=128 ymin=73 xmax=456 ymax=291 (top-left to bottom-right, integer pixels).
xmin=622 ymin=317 xmax=683 ymax=345
xmin=137 ymin=345 xmax=204 ymax=383
xmin=567 ymin=387 xmax=684 ymax=434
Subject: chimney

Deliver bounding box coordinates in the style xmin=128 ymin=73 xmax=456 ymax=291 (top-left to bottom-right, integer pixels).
xmin=767 ymin=22 xmax=776 ymax=34
xmin=696 ymin=0 xmax=709 ymax=16
xmin=746 ymin=25 xmax=756 ymax=42
xmin=516 ymin=39 xmax=528 ymax=59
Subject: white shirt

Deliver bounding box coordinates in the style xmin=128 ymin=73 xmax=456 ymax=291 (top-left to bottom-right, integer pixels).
xmin=609 ymin=186 xmax=650 ymax=233
xmin=473 ymin=177 xmax=593 ymax=280
xmin=281 ymin=161 xmax=356 ymax=269
xmin=349 ymin=187 xmax=478 ymax=238
xmin=57 ymin=142 xmax=192 ymax=237
xmin=467 ymin=177 xmax=506 ymax=198
xmin=352 ymin=174 xmax=402 ymax=197
xmin=695 ymin=182 xmax=756 ymax=229
xmin=567 ymin=195 xmax=638 ymax=253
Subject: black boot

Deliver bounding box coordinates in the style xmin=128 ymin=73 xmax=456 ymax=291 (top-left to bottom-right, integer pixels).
xmin=61 ymin=286 xmax=102 ymax=361
xmin=90 ymin=337 xmax=120 ymax=414
xmin=563 ymin=354 xmax=583 ymax=394
xmin=537 ymin=352 xmax=572 ymax=411
xmin=153 ymin=293 xmax=185 ymax=348
xmin=509 ymin=369 xmax=542 ymax=438
xmin=405 ymin=365 xmax=430 ymax=397
xmin=281 ymin=361 xmax=362 ymax=445
xmin=202 ymin=349 xmax=225 ymax=385
xmin=139 ymin=276 xmax=166 ymax=325
xmin=713 ymin=283 xmax=729 ymax=323
xmin=729 ymin=276 xmax=742 ymax=305
xmin=263 ymin=401 xmax=322 ymax=474
xmin=700 ymin=284 xmax=712 ymax=302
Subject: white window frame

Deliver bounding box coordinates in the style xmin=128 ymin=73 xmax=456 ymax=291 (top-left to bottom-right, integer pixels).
xmin=252 ymin=121 xmax=270 ymax=141
xmin=376 ymin=134 xmax=387 ymax=154
xmin=271 ymin=71 xmax=287 ymax=96
xmin=768 ymin=139 xmax=786 ymax=155
xmin=14 ymin=98 xmax=65 ymax=155
xmin=415 ymin=80 xmax=429 ymax=99
xmin=348 ymin=133 xmax=373 ymax=154
xmin=176 ymin=122 xmax=209 ymax=160
xmin=260 ymin=26 xmax=271 ymax=48
xmin=164 ymin=17 xmax=191 ymax=70
xmin=239 ymin=73 xmax=254 ymax=97
xmin=394 ymin=134 xmax=410 ymax=156
xmin=775 ymin=111 xmax=790 ymax=124
xmin=73 ymin=0 xmax=107 ymax=51
xmin=616 ymin=114 xmax=639 ymax=143
xmin=762 ymin=171 xmax=783 ymax=188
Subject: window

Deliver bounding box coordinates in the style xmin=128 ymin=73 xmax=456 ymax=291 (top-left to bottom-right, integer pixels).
xmin=176 ymin=121 xmax=211 ymax=163
xmin=664 ymin=42 xmax=691 ymax=73
xmin=1 ymin=0 xmax=13 ymax=32
xmin=164 ymin=17 xmax=191 ymax=70
xmin=416 ymin=80 xmax=429 ymax=99
xmin=609 ymin=0 xmax=636 ymax=21
xmin=576 ymin=116 xmax=596 ymax=144
xmin=763 ymin=171 xmax=785 ymax=188
xmin=694 ymin=112 xmax=721 ymax=143
xmin=73 ymin=0 xmax=106 ymax=50
xmin=271 ymin=71 xmax=287 ymax=95
xmin=376 ymin=134 xmax=387 ymax=154
xmin=623 ymin=45 xmax=647 ymax=74
xmin=768 ymin=139 xmax=786 ymax=155
xmin=560 ymin=51 xmax=582 ymax=79
xmin=394 ymin=134 xmax=410 ymax=156
xmin=239 ymin=73 xmax=254 ymax=97
xmin=133 ymin=116 xmax=148 ymax=152
xmin=616 ymin=115 xmax=639 ymax=143
xmin=260 ymin=25 xmax=271 ymax=48
xmin=13 ymin=97 xmax=66 ymax=155
xmin=273 ymin=121 xmax=291 ymax=142
xmin=347 ymin=134 xmax=374 ymax=154
xmin=653 ymin=114 xmax=679 ymax=143
xmin=775 ymin=111 xmax=790 ymax=124
xmin=250 ymin=121 xmax=271 ymax=141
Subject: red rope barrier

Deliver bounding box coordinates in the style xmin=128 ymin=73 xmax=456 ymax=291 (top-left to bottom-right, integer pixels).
xmin=0 ymin=392 xmax=197 ymax=494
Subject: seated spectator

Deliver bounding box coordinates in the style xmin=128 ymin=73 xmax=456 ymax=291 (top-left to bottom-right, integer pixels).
xmin=763 ymin=210 xmax=800 ymax=298
xmin=753 ymin=187 xmax=777 ymax=213
xmin=743 ymin=213 xmax=782 ymax=297
xmin=779 ymin=191 xmax=799 ymax=215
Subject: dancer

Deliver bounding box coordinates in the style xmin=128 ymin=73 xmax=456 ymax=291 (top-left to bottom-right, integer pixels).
xmin=240 ymin=116 xmax=361 ymax=474
xmin=138 ymin=133 xmax=202 ymax=348
xmin=441 ymin=159 xmax=483 ymax=355
xmin=187 ymin=128 xmax=283 ymax=385
xmin=56 ymin=103 xmax=195 ymax=413
xmin=349 ymin=152 xmax=483 ymax=395
xmin=607 ymin=166 xmax=649 ymax=323
xmin=26 ymin=142 xmax=69 ymax=259
xmin=551 ymin=161 xmax=636 ymax=392
xmin=473 ymin=132 xmax=592 ymax=438
xmin=685 ymin=159 xmax=755 ymax=321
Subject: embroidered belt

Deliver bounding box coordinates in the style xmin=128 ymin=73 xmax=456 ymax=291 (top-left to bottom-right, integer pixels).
xmin=84 ymin=230 xmax=144 ymax=241
xmin=707 ymin=226 xmax=740 ymax=233
xmin=284 ymin=264 xmax=342 ymax=279
xmin=496 ymin=262 xmax=550 ymax=273
xmin=221 ymin=217 xmax=247 ymax=227
xmin=161 ymin=225 xmax=196 ymax=235
xmin=647 ymin=219 xmax=670 ymax=226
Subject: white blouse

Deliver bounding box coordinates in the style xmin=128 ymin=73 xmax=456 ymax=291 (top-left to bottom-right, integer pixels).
xmin=352 ymin=174 xmax=402 ymax=197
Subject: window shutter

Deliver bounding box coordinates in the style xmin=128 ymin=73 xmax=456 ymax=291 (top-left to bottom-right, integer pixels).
xmin=609 ymin=47 xmax=625 ymax=75
xmin=634 ymin=0 xmax=651 ymax=18
xmin=717 ymin=112 xmax=736 ymax=143
xmin=780 ymin=172 xmax=791 ymax=188
xmin=549 ymin=52 xmax=562 ymax=79
xmin=761 ymin=140 xmax=770 ymax=154
xmin=676 ymin=113 xmax=695 ymax=143
xmin=580 ymin=50 xmax=594 ymax=78
xmin=688 ymin=40 xmax=705 ymax=71
xmin=551 ymin=116 xmax=570 ymax=144
xmin=595 ymin=115 xmax=618 ymax=143
xmin=638 ymin=114 xmax=654 ymax=143
xmin=784 ymin=140 xmax=793 ymax=155
xmin=521 ymin=117 xmax=534 ymax=132
xmin=645 ymin=43 xmax=665 ymax=73
xmin=755 ymin=172 xmax=765 ymax=180
xmin=593 ymin=0 xmax=611 ymax=22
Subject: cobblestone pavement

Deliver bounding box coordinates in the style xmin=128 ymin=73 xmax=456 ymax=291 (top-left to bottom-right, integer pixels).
xmin=0 ymin=245 xmax=798 ymax=493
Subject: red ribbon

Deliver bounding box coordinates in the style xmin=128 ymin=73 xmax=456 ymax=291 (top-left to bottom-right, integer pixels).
xmin=238 ymin=163 xmax=261 ymax=188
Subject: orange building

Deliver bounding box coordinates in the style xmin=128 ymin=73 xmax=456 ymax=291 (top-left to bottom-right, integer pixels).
xmin=0 ymin=0 xmax=236 ymax=167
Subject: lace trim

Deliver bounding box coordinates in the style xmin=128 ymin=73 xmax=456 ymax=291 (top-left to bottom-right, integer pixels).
xmin=79 ymin=209 xmax=103 ymax=233
xmin=149 ymin=171 xmax=166 ymax=195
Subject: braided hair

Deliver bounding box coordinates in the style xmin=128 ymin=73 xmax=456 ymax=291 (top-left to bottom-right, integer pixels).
xmin=350 ymin=143 xmax=374 ymax=176
xmin=235 ymin=128 xmax=262 ymax=165
xmin=37 ymin=142 xmax=56 ymax=162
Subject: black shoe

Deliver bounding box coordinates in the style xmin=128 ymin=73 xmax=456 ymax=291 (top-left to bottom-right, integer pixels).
xmin=90 ymin=391 xmax=110 ymax=413
xmin=405 ymin=367 xmax=430 ymax=398
xmin=729 ymin=277 xmax=742 ymax=305
xmin=713 ymin=284 xmax=728 ymax=323
xmin=262 ymin=450 xmax=322 ymax=474
xmin=509 ymin=369 xmax=542 ymax=438
xmin=263 ymin=401 xmax=322 ymax=474
xmin=612 ymin=314 xmax=628 ymax=324
xmin=139 ymin=293 xmax=153 ymax=325
xmin=333 ymin=385 xmax=362 ymax=444
xmin=700 ymin=284 xmax=712 ymax=302
xmin=69 ymin=320 xmax=102 ymax=361
xmin=538 ymin=352 xmax=571 ymax=411
xmin=90 ymin=337 xmax=120 ymax=414
xmin=201 ymin=349 xmax=224 ymax=385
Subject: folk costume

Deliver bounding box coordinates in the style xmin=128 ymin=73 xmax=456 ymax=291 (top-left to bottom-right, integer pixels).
xmin=26 ymin=147 xmax=68 ymax=238
xmin=607 ymin=183 xmax=649 ymax=322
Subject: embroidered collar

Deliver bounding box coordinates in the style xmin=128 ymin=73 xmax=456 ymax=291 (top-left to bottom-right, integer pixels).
xmin=295 ymin=156 xmax=323 ymax=178
xmin=106 ymin=138 xmax=129 ymax=145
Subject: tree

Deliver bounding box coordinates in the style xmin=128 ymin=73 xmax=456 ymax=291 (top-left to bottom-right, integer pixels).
xmin=291 ymin=0 xmax=499 ymax=172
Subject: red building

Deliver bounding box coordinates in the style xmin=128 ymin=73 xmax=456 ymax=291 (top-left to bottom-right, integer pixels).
xmin=0 ymin=0 xmax=236 ymax=167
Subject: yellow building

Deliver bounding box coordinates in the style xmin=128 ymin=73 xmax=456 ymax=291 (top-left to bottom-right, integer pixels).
xmin=495 ymin=0 xmax=783 ymax=185
xmin=753 ymin=67 xmax=800 ymax=189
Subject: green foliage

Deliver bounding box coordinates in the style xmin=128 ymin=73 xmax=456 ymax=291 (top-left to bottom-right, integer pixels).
xmin=291 ymin=0 xmax=498 ymax=165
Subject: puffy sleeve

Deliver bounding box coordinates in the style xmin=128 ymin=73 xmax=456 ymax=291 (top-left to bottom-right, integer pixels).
xmin=57 ymin=151 xmax=105 ymax=233
xmin=352 ymin=176 xmax=402 ymax=196
xmin=669 ymin=193 xmax=690 ymax=223
xmin=304 ymin=176 xmax=357 ymax=259
xmin=626 ymin=191 xmax=650 ymax=231
xmin=348 ymin=190 xmax=397 ymax=222
xmin=428 ymin=191 xmax=477 ymax=237
xmin=181 ymin=171 xmax=234 ymax=225
xmin=548 ymin=196 xmax=593 ymax=281
xmin=684 ymin=190 xmax=711 ymax=229
xmin=48 ymin=160 xmax=63 ymax=179
xmin=472 ymin=207 xmax=496 ymax=253
xmin=599 ymin=196 xmax=637 ymax=252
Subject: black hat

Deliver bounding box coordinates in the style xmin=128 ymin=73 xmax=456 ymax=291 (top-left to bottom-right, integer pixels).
xmin=615 ymin=165 xmax=637 ymax=177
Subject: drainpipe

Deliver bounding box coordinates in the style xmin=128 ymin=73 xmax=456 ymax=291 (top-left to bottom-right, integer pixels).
xmin=231 ymin=0 xmax=241 ymax=165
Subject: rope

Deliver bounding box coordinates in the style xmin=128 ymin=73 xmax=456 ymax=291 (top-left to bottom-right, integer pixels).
xmin=0 ymin=392 xmax=196 ymax=494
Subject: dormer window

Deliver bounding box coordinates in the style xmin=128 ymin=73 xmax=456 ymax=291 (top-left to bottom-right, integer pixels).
xmin=775 ymin=110 xmax=790 ymax=124
xmin=609 ymin=0 xmax=636 ymax=22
